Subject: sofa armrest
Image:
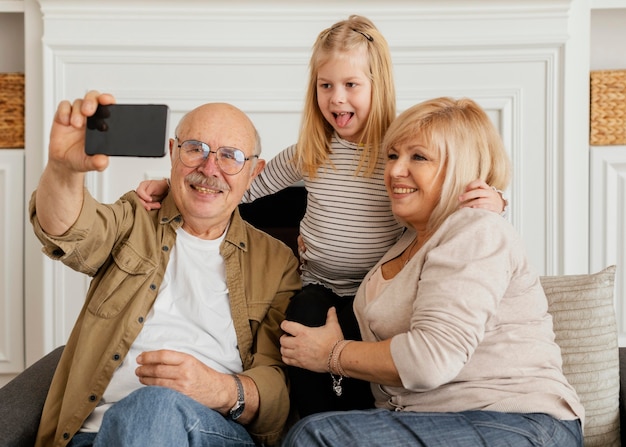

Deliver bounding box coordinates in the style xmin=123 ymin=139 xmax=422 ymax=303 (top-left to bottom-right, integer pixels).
xmin=619 ymin=347 xmax=626 ymax=446
xmin=0 ymin=346 xmax=63 ymax=447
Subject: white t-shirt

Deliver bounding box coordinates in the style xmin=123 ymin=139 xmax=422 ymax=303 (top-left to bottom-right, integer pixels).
xmin=81 ymin=226 xmax=242 ymax=432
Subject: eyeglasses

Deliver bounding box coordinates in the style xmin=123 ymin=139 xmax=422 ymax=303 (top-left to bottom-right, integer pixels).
xmin=176 ymin=139 xmax=258 ymax=175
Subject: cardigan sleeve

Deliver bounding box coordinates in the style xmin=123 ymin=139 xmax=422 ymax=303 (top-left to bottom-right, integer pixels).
xmin=389 ymin=209 xmax=523 ymax=391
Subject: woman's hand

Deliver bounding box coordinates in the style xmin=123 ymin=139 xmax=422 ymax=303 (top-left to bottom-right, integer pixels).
xmin=280 ymin=307 xmax=344 ymax=373
xmin=135 ymin=178 xmax=170 ymax=211
xmin=458 ymin=179 xmax=507 ymax=214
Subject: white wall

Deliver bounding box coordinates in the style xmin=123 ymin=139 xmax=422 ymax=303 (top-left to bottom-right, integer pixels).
xmin=0 ymin=13 xmax=24 ymax=71
xmin=591 ymin=8 xmax=626 ymax=70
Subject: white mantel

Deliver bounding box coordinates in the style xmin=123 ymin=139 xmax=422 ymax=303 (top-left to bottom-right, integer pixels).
xmin=24 ymin=0 xmax=593 ymax=361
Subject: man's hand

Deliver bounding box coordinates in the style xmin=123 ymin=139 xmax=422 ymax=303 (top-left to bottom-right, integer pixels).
xmin=48 ymin=90 xmax=115 ymax=174
xmin=35 ymin=90 xmax=117 ymax=236
xmin=135 ymin=350 xmax=236 ymax=415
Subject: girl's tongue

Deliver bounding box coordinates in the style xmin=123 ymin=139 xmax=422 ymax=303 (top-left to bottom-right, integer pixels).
xmin=335 ymin=112 xmax=353 ymax=128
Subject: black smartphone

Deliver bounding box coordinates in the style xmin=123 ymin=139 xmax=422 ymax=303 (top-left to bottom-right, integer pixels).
xmin=85 ymin=104 xmax=170 ymax=157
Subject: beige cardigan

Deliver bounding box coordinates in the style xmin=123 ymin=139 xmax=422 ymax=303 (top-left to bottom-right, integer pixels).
xmin=354 ymin=208 xmax=584 ymax=424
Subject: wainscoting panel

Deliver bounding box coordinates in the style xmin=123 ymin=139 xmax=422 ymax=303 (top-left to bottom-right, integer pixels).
xmin=0 ymin=150 xmax=24 ymax=374
xmin=590 ymin=146 xmax=626 ymax=342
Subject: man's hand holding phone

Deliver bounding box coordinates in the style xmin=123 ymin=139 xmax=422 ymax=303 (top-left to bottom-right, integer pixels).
xmin=49 ymin=90 xmax=116 ymax=175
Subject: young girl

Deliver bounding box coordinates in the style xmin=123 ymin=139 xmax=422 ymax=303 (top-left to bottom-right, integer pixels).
xmin=136 ymin=15 xmax=505 ymax=417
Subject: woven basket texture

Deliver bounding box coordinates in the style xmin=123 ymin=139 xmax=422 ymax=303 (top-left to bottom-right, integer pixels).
xmin=0 ymin=73 xmax=25 ymax=148
xmin=590 ymin=69 xmax=626 ymax=146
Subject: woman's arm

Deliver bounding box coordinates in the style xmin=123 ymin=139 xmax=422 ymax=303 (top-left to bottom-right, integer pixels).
xmin=280 ymin=307 xmax=402 ymax=387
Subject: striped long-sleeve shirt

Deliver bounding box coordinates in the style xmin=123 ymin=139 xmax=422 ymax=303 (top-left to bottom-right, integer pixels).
xmin=244 ymin=134 xmax=404 ymax=296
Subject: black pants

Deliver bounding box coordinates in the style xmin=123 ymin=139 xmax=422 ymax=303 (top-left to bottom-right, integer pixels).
xmin=285 ymin=284 xmax=375 ymax=418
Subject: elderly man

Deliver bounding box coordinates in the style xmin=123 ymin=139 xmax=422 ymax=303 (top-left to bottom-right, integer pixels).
xmin=30 ymin=91 xmax=301 ymax=447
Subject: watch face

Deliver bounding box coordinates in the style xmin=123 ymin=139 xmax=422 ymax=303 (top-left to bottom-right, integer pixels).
xmin=230 ymin=374 xmax=245 ymax=420
xmin=230 ymin=401 xmax=244 ymax=420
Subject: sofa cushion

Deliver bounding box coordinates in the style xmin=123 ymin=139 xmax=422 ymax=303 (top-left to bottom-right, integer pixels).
xmin=0 ymin=346 xmax=64 ymax=447
xmin=541 ymin=266 xmax=619 ymax=447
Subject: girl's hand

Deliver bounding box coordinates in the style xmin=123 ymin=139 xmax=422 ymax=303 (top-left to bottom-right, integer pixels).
xmin=458 ymin=179 xmax=507 ymax=214
xmin=280 ymin=307 xmax=344 ymax=373
xmin=297 ymin=234 xmax=307 ymax=265
xmin=135 ymin=178 xmax=170 ymax=211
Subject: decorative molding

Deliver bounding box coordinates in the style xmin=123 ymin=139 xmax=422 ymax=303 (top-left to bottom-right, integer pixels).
xmin=590 ymin=146 xmax=626 ymax=343
xmin=0 ymin=150 xmax=24 ymax=373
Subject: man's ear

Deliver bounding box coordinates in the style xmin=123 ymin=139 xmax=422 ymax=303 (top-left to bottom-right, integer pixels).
xmin=253 ymin=159 xmax=266 ymax=177
xmin=247 ymin=159 xmax=266 ymax=188
xmin=168 ymin=138 xmax=175 ymax=159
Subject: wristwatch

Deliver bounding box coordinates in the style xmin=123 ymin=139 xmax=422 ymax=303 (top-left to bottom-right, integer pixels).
xmin=228 ymin=374 xmax=245 ymax=420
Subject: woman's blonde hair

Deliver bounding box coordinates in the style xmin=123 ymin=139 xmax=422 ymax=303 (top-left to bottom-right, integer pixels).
xmin=296 ymin=15 xmax=396 ymax=178
xmin=383 ymin=97 xmax=511 ymax=232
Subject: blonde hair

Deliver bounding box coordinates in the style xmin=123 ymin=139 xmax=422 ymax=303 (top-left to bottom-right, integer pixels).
xmin=383 ymin=97 xmax=511 ymax=232
xmin=296 ymin=15 xmax=396 ymax=178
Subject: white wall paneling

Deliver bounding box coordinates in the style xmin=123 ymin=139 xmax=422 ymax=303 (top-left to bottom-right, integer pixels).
xmin=590 ymin=146 xmax=626 ymax=343
xmin=0 ymin=150 xmax=24 ymax=375
xmin=32 ymin=0 xmax=591 ymax=352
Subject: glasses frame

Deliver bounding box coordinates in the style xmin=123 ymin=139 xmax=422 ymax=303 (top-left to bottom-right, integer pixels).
xmin=176 ymin=138 xmax=258 ymax=175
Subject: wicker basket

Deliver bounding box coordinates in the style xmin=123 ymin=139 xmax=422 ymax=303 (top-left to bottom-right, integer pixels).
xmin=590 ymin=69 xmax=626 ymax=146
xmin=0 ymin=73 xmax=25 ymax=148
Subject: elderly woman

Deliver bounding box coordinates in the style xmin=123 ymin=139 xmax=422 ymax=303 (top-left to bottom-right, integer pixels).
xmin=279 ymin=97 xmax=584 ymax=447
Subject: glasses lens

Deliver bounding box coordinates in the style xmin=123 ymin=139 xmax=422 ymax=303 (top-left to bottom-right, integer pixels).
xmin=178 ymin=140 xmax=248 ymax=174
xmin=217 ymin=147 xmax=246 ymax=174
xmin=180 ymin=141 xmax=207 ymax=167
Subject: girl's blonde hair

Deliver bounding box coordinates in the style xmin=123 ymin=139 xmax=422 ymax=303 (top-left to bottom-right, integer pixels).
xmin=383 ymin=97 xmax=511 ymax=232
xmin=296 ymin=15 xmax=396 ymax=178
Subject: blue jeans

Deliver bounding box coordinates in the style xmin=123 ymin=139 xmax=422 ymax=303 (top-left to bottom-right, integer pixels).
xmin=281 ymin=409 xmax=583 ymax=447
xmin=68 ymin=386 xmax=255 ymax=447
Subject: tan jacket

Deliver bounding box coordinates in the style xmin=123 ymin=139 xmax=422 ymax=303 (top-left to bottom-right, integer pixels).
xmin=30 ymin=189 xmax=301 ymax=447
xmin=355 ymin=208 xmax=584 ymax=424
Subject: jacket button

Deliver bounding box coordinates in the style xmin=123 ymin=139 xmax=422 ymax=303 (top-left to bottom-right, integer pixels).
xmin=63 ymin=432 xmax=70 ymax=440
xmin=113 ymin=353 xmax=121 ymax=361
xmin=89 ymin=394 xmax=97 ymax=402
xmin=150 ymin=284 xmax=157 ymax=290
xmin=239 ymin=242 xmax=245 ymax=248
xmin=138 ymin=316 xmax=144 ymax=324
xmin=52 ymin=248 xmax=64 ymax=257
xmin=162 ymin=245 xmax=169 ymax=252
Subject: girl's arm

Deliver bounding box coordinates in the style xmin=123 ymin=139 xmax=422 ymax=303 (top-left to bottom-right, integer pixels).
xmin=458 ymin=179 xmax=507 ymax=215
xmin=136 ymin=178 xmax=169 ymax=211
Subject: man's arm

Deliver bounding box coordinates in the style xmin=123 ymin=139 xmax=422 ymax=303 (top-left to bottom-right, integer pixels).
xmin=35 ymin=91 xmax=114 ymax=235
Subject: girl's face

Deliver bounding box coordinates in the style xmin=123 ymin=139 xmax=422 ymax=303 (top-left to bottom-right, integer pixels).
xmin=384 ymin=134 xmax=445 ymax=232
xmin=316 ymin=48 xmax=372 ymax=143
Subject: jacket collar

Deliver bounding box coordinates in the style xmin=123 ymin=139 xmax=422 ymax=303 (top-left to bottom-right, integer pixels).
xmin=157 ymin=193 xmax=249 ymax=252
